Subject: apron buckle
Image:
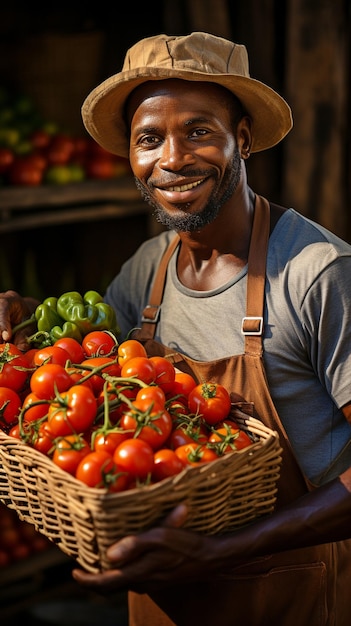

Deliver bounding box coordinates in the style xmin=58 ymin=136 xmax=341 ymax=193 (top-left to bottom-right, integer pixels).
xmin=241 ymin=316 xmax=263 ymax=335
xmin=141 ymin=304 xmax=161 ymax=323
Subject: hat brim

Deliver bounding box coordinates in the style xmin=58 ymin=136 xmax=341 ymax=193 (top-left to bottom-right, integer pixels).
xmin=82 ymin=67 xmax=293 ymax=158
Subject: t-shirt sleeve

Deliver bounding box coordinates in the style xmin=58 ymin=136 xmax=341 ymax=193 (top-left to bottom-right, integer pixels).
xmin=301 ymin=254 xmax=351 ymax=410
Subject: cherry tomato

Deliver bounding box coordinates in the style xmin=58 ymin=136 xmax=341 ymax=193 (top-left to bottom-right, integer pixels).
xmin=66 ymin=366 xmax=93 ymax=389
xmin=208 ymin=425 xmax=253 ymax=452
xmin=24 ymin=348 xmax=39 ymax=368
xmin=30 ymin=363 xmax=72 ymax=399
xmin=33 ymin=345 xmax=71 ymax=368
xmin=32 ymin=421 xmax=56 ymax=455
xmin=82 ymin=331 xmax=118 ymax=357
xmin=134 ymin=385 xmax=166 ymax=412
xmin=175 ymin=442 xmax=219 ymax=467
xmin=120 ymin=356 xmax=156 ymax=385
xmin=21 ymin=391 xmax=49 ymax=423
xmin=93 ymin=429 xmax=130 ymax=455
xmin=52 ymin=434 xmax=91 ymax=474
xmin=166 ymin=398 xmax=189 ymax=421
xmin=80 ymin=357 xmax=121 ymax=395
xmin=8 ymin=156 xmax=43 ymax=186
xmin=0 ymin=147 xmax=14 ymax=174
xmin=168 ymin=371 xmax=197 ymax=401
xmin=53 ymin=337 xmax=85 ymax=364
xmin=0 ymin=343 xmax=30 ymax=392
xmin=188 ymin=382 xmax=231 ymax=426
xmin=117 ymin=339 xmax=147 ymax=366
xmin=152 ymin=448 xmax=184 ymax=482
xmin=148 ymin=356 xmax=176 ymax=393
xmin=120 ymin=407 xmax=172 ymax=451
xmin=76 ymin=450 xmax=129 ymax=492
xmin=169 ymin=422 xmax=208 ymax=449
xmin=97 ymin=383 xmax=137 ymax=423
xmin=0 ymin=387 xmax=22 ymax=427
xmin=113 ymin=438 xmax=154 ymax=480
xmin=47 ymin=385 xmax=97 ymax=437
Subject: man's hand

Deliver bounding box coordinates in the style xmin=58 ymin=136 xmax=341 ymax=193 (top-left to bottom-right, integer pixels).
xmin=0 ymin=291 xmax=38 ymax=351
xmin=71 ymin=503 xmax=218 ymax=595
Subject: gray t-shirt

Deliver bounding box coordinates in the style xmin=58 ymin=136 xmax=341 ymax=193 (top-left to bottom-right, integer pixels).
xmin=105 ymin=208 xmax=351 ymax=485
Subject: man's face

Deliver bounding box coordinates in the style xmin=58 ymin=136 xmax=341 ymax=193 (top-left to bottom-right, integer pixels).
xmin=127 ymin=79 xmax=243 ymax=232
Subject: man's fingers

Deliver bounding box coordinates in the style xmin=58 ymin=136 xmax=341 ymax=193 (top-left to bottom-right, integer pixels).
xmin=162 ymin=503 xmax=188 ymax=528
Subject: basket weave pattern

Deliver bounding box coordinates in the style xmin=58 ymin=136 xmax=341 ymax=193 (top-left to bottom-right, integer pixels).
xmin=0 ymin=415 xmax=282 ymax=573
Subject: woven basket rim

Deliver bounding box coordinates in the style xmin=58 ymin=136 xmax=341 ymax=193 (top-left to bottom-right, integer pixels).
xmin=0 ymin=415 xmax=281 ymax=501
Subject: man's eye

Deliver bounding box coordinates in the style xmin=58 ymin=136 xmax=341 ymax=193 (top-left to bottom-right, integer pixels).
xmin=190 ymin=128 xmax=208 ymax=138
xmin=140 ymin=136 xmax=160 ymax=147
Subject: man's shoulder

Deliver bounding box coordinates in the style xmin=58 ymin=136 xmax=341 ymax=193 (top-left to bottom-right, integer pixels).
xmin=131 ymin=230 xmax=177 ymax=264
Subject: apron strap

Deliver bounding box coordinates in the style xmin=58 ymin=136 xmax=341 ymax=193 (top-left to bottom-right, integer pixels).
xmin=139 ymin=195 xmax=270 ymax=353
xmin=242 ymin=195 xmax=270 ymax=356
xmin=139 ymin=233 xmax=180 ymax=339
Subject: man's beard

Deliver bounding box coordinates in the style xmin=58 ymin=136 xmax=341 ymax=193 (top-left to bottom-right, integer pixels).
xmin=134 ymin=146 xmax=242 ymax=232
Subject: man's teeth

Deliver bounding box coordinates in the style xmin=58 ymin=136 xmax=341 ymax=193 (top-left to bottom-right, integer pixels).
xmin=168 ymin=180 xmax=202 ymax=192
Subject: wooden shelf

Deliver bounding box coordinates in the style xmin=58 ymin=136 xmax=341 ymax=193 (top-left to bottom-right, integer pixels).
xmin=0 ymin=177 xmax=148 ymax=232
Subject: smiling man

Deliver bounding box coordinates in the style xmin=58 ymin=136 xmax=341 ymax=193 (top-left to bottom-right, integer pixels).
xmin=1 ymin=32 xmax=351 ymax=626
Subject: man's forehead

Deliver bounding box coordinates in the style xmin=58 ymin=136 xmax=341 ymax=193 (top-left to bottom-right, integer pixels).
xmin=126 ymin=79 xmax=236 ymax=119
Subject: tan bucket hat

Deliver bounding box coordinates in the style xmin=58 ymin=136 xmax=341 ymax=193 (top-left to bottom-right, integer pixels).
xmin=82 ymin=32 xmax=293 ymax=158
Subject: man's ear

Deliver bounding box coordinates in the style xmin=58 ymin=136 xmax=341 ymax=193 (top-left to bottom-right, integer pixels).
xmin=237 ymin=116 xmax=252 ymax=159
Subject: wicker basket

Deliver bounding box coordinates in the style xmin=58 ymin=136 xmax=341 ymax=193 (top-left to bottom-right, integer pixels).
xmin=0 ymin=414 xmax=282 ymax=573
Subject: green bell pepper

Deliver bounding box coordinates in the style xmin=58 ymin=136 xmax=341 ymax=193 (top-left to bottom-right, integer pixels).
xmin=35 ymin=296 xmax=83 ymax=343
xmin=56 ymin=290 xmax=119 ymax=336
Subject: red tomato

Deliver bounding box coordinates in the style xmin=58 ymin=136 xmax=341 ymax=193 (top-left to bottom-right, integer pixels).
xmin=76 ymin=450 xmax=129 ymax=492
xmin=120 ymin=407 xmax=172 ymax=451
xmin=8 ymin=423 xmax=21 ymax=439
xmin=134 ymin=385 xmax=166 ymax=412
xmin=117 ymin=339 xmax=147 ymax=366
xmin=24 ymin=151 xmax=47 ymax=172
xmin=65 ymin=366 xmax=93 ymax=389
xmin=23 ymin=348 xmax=39 ymax=368
xmin=85 ymin=156 xmax=115 ymax=180
xmin=0 ymin=387 xmax=22 ymax=426
xmin=188 ymin=382 xmax=231 ymax=426
xmin=148 ymin=356 xmax=176 ymax=393
xmin=82 ymin=331 xmax=118 ymax=357
xmin=175 ymin=442 xmax=219 ymax=467
xmin=121 ymin=356 xmax=156 ymax=385
xmin=0 ymin=343 xmax=30 ymax=392
xmin=166 ymin=398 xmax=189 ymax=421
xmin=52 ymin=434 xmax=91 ymax=474
xmin=169 ymin=422 xmax=208 ymax=449
xmin=30 ymin=363 xmax=72 ymax=400
xmin=113 ymin=438 xmax=154 ymax=480
xmin=152 ymin=448 xmax=184 ymax=482
xmin=97 ymin=383 xmax=137 ymax=423
xmin=46 ymin=134 xmax=75 ymax=166
xmin=80 ymin=357 xmax=121 ymax=395
xmin=168 ymin=371 xmax=197 ymax=401
xmin=93 ymin=429 xmax=129 ymax=455
xmin=29 ymin=129 xmax=52 ymax=150
xmin=96 ymin=386 xmax=122 ymax=424
xmin=21 ymin=391 xmax=49 ymax=423
xmin=53 ymin=338 xmax=85 ymax=364
xmin=32 ymin=420 xmax=56 ymax=455
xmin=33 ymin=345 xmax=71 ymax=368
xmin=208 ymin=425 xmax=253 ymax=453
xmin=0 ymin=147 xmax=14 ymax=174
xmin=47 ymin=385 xmax=97 ymax=437
xmin=8 ymin=156 xmax=44 ymax=186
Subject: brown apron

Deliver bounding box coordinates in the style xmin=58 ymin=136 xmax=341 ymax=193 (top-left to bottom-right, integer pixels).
xmin=129 ymin=196 xmax=351 ymax=626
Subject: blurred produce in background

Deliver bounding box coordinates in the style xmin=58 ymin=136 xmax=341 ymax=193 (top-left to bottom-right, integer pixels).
xmin=0 ymin=85 xmax=131 ymax=187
